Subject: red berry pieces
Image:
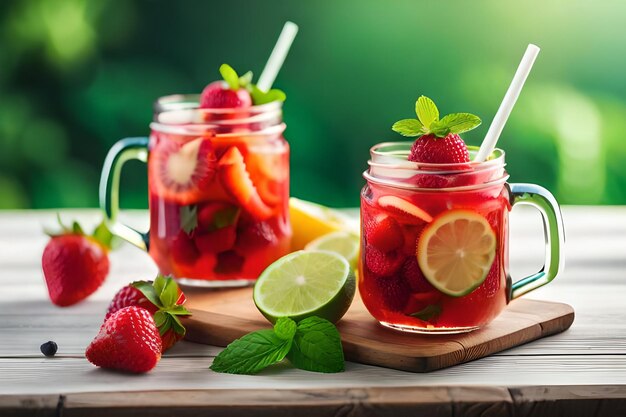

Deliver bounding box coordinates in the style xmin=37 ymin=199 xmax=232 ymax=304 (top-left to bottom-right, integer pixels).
xmin=42 ymin=218 xmax=111 ymax=307
xmin=364 ymin=245 xmax=403 ymax=276
xmin=170 ymin=231 xmax=200 ymax=266
xmin=214 ymin=250 xmax=245 ymax=274
xmin=376 ymin=276 xmax=411 ymax=312
xmin=200 ymin=81 xmax=252 ymax=109
xmin=364 ymin=214 xmax=404 ymax=253
xmin=237 ymin=220 xmax=278 ymax=251
xmin=218 ymin=146 xmax=273 ymax=221
xmin=400 ymin=258 xmax=435 ymax=293
xmin=409 ymin=133 xmax=470 ymax=164
xmin=195 ymin=225 xmax=237 ymax=253
xmin=86 ymin=306 xmax=162 ymax=373
xmin=149 ymin=136 xmax=217 ymax=205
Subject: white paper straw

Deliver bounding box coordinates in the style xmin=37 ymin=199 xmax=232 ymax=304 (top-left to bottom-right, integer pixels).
xmin=257 ymin=21 xmax=299 ymax=92
xmin=475 ymin=44 xmax=541 ymax=162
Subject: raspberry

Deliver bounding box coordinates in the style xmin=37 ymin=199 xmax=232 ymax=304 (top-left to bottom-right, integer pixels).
xmin=376 ymin=276 xmax=411 ymax=312
xmin=364 ymin=245 xmax=403 ymax=276
xmin=364 ymin=214 xmax=404 ymax=252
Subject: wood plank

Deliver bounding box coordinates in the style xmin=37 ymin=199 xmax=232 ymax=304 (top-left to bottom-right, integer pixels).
xmin=183 ymin=287 xmax=574 ymax=372
xmin=0 ymin=395 xmax=58 ymax=417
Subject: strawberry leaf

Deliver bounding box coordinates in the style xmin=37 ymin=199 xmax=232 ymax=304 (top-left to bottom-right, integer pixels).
xmin=432 ymin=113 xmax=481 ymax=136
xmin=391 ymin=119 xmax=424 ymax=137
xmin=415 ymin=96 xmax=439 ymax=129
xmin=220 ymin=64 xmax=240 ymax=90
xmin=132 ymin=281 xmax=162 ymax=308
xmin=92 ymin=220 xmax=121 ymax=250
xmin=250 ymin=85 xmax=286 ymax=105
xmin=71 ymin=221 xmax=84 ymax=235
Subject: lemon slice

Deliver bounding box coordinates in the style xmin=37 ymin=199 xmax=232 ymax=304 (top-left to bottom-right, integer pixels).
xmin=417 ymin=210 xmax=496 ymax=297
xmin=289 ymin=197 xmax=358 ymax=250
xmin=305 ymin=231 xmax=360 ymax=270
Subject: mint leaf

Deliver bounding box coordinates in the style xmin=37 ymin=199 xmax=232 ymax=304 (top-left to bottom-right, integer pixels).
xmin=213 ymin=207 xmax=240 ymax=230
xmin=409 ymin=304 xmax=441 ymax=321
xmin=239 ymin=71 xmax=253 ymax=87
xmin=415 ymin=96 xmax=439 ymax=129
xmin=432 ymin=113 xmax=481 ymax=136
xmin=250 ymin=85 xmax=286 ymax=105
xmin=219 ymin=64 xmax=240 ymax=90
xmin=274 ymin=317 xmax=297 ymax=341
xmin=210 ymin=329 xmax=292 ymax=375
xmin=391 ymin=119 xmax=423 ymax=137
xmin=180 ymin=205 xmax=197 ymax=235
xmin=287 ymin=317 xmax=344 ymax=373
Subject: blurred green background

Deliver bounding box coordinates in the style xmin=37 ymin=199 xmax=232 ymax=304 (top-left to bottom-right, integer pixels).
xmin=1 ymin=0 xmax=626 ymax=209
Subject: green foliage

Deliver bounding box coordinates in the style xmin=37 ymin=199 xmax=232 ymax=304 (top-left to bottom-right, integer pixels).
xmin=1 ymin=0 xmax=626 ymax=208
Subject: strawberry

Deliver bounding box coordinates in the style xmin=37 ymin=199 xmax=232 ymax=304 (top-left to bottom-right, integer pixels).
xmin=105 ymin=275 xmax=191 ymax=351
xmin=41 ymin=217 xmax=114 ymax=307
xmin=149 ymin=136 xmax=217 ymax=205
xmin=214 ymin=250 xmax=245 ymax=274
xmin=400 ymin=258 xmax=435 ymax=293
xmin=409 ymin=134 xmax=469 ymax=164
xmin=364 ymin=214 xmax=404 ymax=252
xmin=218 ymin=146 xmax=273 ymax=221
xmin=86 ymin=306 xmax=161 ymax=373
xmin=194 ymin=203 xmax=240 ymax=253
xmin=392 ymin=96 xmax=481 ymax=164
xmin=200 ymin=64 xmax=253 ymax=109
xmin=170 ymin=231 xmax=200 ymax=266
xmin=195 ymin=225 xmax=237 ymax=253
xmin=364 ymin=245 xmax=403 ymax=277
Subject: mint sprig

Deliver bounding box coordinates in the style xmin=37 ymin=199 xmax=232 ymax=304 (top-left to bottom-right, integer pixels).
xmin=392 ymin=95 xmax=481 ymax=138
xmin=210 ymin=316 xmax=345 ymax=375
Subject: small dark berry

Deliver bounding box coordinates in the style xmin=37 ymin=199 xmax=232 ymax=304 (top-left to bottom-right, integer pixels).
xmin=40 ymin=341 xmax=58 ymax=357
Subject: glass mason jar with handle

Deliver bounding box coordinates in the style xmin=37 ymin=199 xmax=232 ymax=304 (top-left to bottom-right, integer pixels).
xmin=359 ymin=142 xmax=564 ymax=333
xmin=100 ymin=95 xmax=291 ymax=287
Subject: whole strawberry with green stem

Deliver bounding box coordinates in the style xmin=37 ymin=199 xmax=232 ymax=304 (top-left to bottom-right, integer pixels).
xmin=41 ymin=216 xmax=116 ymax=307
xmin=106 ymin=275 xmax=191 ymax=351
xmin=392 ymin=96 xmax=482 ymax=164
xmin=200 ymin=64 xmax=286 ymax=108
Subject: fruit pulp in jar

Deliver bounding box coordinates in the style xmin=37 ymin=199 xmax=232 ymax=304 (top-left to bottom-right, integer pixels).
xmin=359 ymin=169 xmax=511 ymax=332
xmin=148 ymin=129 xmax=291 ymax=283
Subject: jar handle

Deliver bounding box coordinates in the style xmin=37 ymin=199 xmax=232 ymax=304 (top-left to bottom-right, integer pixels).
xmin=99 ymin=137 xmax=150 ymax=251
xmin=509 ymin=183 xmax=565 ymax=299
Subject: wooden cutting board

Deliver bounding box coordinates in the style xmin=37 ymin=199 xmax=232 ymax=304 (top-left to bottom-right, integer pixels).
xmin=183 ymin=287 xmax=574 ymax=373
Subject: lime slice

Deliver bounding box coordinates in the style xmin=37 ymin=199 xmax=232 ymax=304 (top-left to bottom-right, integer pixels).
xmin=417 ymin=210 xmax=496 ymax=297
xmin=305 ymin=231 xmax=359 ymax=270
xmin=253 ymin=250 xmax=356 ymax=323
xmin=289 ymin=197 xmax=358 ymax=250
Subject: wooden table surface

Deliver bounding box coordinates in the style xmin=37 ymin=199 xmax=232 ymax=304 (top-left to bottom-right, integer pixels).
xmin=2 ymin=207 xmax=626 ymax=416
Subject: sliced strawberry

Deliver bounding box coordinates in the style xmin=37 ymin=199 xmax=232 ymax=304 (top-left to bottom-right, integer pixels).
xmin=149 ymin=136 xmax=217 ymax=205
xmin=218 ymin=146 xmax=273 ymax=220
xmin=364 ymin=214 xmax=404 ymax=252
xmin=364 ymin=245 xmax=403 ymax=276
xmin=86 ymin=306 xmax=161 ymax=373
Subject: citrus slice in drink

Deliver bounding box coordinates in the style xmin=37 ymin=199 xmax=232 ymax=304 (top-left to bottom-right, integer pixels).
xmin=253 ymin=250 xmax=356 ymax=323
xmin=289 ymin=197 xmax=358 ymax=250
xmin=417 ymin=210 xmax=496 ymax=297
xmin=305 ymin=231 xmax=360 ymax=270
xmin=378 ymin=195 xmax=433 ymax=223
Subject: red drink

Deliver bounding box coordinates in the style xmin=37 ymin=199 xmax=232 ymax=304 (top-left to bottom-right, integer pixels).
xmin=360 ymin=144 xmax=510 ymax=332
xmin=148 ymin=98 xmax=291 ymax=286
